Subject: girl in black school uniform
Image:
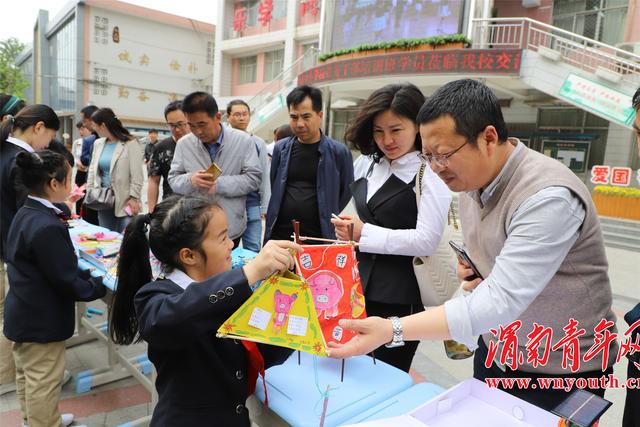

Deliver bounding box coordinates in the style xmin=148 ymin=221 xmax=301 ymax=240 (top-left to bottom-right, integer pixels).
xmin=4 ymin=150 xmax=106 ymax=427
xmin=110 ymin=195 xmax=301 ymax=426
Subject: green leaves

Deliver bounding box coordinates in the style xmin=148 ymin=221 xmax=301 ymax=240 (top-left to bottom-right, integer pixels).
xmin=317 ymin=35 xmax=472 ymax=62
xmin=0 ymin=37 xmax=29 ymax=98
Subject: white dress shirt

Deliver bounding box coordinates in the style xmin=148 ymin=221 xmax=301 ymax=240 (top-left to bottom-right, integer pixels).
xmin=27 ymin=195 xmax=62 ymax=214
xmin=6 ymin=136 xmax=34 ymax=153
xmin=166 ymin=269 xmax=197 ymax=291
xmin=357 ymin=151 xmax=452 ymax=257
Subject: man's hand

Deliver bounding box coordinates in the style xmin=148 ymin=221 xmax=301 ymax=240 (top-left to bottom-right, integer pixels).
xmin=457 ymin=259 xmax=482 ymax=291
xmin=190 ymin=170 xmax=217 ymax=191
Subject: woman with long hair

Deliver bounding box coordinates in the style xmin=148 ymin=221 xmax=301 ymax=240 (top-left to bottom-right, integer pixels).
xmin=0 ymin=103 xmax=60 ymax=397
xmin=331 ymin=83 xmax=451 ymax=372
xmin=86 ymin=108 xmax=143 ymax=232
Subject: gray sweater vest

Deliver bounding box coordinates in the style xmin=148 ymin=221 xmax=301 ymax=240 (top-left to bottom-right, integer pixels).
xmin=460 ymin=141 xmax=617 ymax=374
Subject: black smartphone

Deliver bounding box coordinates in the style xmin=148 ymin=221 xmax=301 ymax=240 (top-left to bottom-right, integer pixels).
xmin=448 ymin=241 xmax=484 ymax=281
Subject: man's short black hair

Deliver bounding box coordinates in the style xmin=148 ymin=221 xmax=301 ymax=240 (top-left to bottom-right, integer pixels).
xmin=286 ymin=85 xmax=323 ymax=113
xmin=76 ymin=121 xmax=84 ymax=129
xmin=226 ymin=99 xmax=250 ymax=115
xmin=633 ymin=87 xmax=640 ymax=112
xmin=149 ymin=129 xmax=158 ymax=134
xmin=182 ymin=91 xmax=218 ymax=117
xmin=80 ymin=105 xmax=98 ymax=119
xmin=164 ymin=100 xmax=183 ymax=120
xmin=417 ymin=79 xmax=509 ymax=144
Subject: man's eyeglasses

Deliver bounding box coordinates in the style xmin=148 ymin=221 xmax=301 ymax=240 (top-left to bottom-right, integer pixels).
xmin=167 ymin=121 xmax=188 ymax=130
xmin=423 ymin=141 xmax=469 ymax=168
xmin=230 ymin=112 xmax=249 ymax=119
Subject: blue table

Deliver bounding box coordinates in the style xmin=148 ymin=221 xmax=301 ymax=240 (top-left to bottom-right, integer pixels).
xmin=341 ymin=382 xmax=445 ymax=425
xmin=255 ymin=353 xmax=413 ymax=427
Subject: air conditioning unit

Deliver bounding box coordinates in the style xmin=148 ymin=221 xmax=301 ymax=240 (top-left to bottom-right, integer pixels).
xmin=522 ymin=0 xmax=541 ymax=7
xmin=616 ymin=42 xmax=640 ymax=57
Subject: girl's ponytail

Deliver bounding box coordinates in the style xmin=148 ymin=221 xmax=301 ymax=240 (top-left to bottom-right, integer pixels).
xmin=0 ymin=115 xmax=15 ymax=144
xmin=109 ymin=195 xmax=218 ymax=345
xmin=109 ymin=213 xmax=153 ymax=345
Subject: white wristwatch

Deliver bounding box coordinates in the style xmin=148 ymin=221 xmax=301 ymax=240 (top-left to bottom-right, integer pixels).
xmin=385 ymin=316 xmax=405 ymax=348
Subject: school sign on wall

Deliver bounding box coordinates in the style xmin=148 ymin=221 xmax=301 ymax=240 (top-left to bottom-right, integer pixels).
xmin=559 ymin=73 xmax=636 ymax=128
xmin=298 ymin=49 xmax=523 ymax=86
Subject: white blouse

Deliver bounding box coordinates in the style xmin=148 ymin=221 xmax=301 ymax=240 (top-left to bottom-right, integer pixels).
xmin=356 ymin=150 xmax=452 ymax=257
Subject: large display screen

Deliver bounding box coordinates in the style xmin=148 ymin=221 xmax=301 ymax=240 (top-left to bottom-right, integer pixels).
xmin=330 ymin=0 xmax=465 ymax=51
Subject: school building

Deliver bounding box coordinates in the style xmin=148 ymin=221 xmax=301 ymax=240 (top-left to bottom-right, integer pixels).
xmin=15 ymin=0 xmax=214 ymax=141
xmin=215 ymin=0 xmax=639 ymax=191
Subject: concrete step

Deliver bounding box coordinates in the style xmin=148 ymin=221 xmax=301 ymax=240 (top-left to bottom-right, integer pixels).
xmin=599 ymin=216 xmax=640 ymax=253
xmin=599 ymin=216 xmax=640 ymax=229
xmin=602 ymin=230 xmax=640 ymax=245
xmin=604 ymin=240 xmax=640 ymax=252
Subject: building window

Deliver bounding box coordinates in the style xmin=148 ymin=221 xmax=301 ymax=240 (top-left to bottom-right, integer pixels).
xmin=93 ymin=67 xmax=109 ymax=96
xmin=263 ymin=49 xmax=284 ymax=82
xmin=94 ymin=16 xmax=109 ymax=44
xmin=272 ymin=0 xmax=287 ymax=20
xmin=49 ymin=19 xmax=77 ymax=111
xmin=552 ymin=0 xmax=628 ymax=45
xmin=206 ymin=41 xmax=214 ymax=65
xmin=332 ymin=109 xmax=358 ymax=145
xmin=245 ymin=0 xmax=259 ymax=26
xmin=301 ymin=42 xmax=318 ymax=71
xmin=238 ymin=55 xmax=257 ymax=84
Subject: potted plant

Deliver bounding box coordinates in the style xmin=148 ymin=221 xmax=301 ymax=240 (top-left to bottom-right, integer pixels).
xmin=317 ymin=35 xmax=471 ymax=63
xmin=591 ymin=185 xmax=640 ymax=221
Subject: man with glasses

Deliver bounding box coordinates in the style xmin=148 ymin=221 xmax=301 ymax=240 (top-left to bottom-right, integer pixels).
xmin=147 ymin=101 xmax=190 ymax=212
xmin=265 ymin=85 xmax=353 ymax=243
xmin=329 ymin=79 xmax=617 ymax=412
xmin=169 ymin=92 xmax=261 ymax=247
xmin=226 ymin=99 xmax=270 ymax=252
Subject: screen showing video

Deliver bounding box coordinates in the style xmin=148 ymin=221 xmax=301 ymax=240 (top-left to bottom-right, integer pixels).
xmin=330 ymin=0 xmax=465 ymax=51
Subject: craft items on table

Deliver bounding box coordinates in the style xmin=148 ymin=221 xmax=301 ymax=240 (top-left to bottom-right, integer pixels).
xmin=231 ymin=247 xmax=258 ymax=270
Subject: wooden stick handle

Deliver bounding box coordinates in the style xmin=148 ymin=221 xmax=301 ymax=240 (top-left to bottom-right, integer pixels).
xmin=291 ymin=220 xmax=301 ymax=244
xmin=294 ymin=235 xmax=359 ymax=246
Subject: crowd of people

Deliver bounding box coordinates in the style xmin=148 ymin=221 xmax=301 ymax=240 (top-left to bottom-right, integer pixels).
xmin=0 ymin=79 xmax=638 ymax=426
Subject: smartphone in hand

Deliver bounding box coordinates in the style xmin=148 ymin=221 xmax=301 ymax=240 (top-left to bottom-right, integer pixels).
xmin=449 ymin=241 xmax=484 ymax=281
xmin=205 ymin=162 xmax=223 ymax=182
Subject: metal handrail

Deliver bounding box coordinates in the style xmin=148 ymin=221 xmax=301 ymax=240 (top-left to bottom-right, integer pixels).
xmin=247 ymin=47 xmax=319 ymax=114
xmin=472 ymin=17 xmax=640 ymax=62
xmin=471 ymin=17 xmax=640 ymax=84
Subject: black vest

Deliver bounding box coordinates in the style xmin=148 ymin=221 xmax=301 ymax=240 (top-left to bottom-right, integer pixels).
xmin=351 ymin=173 xmax=420 ymax=305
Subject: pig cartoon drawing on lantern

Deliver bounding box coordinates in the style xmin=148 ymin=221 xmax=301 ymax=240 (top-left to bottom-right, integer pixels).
xmin=272 ymin=290 xmax=297 ymax=334
xmin=307 ymin=270 xmax=343 ymax=319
